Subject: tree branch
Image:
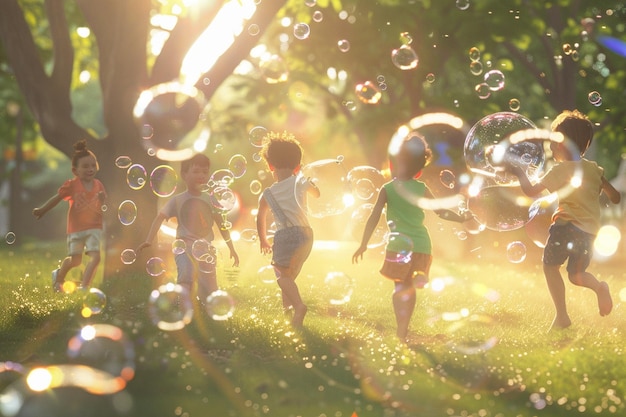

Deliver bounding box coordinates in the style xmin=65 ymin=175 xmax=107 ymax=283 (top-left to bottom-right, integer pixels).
xmin=45 ymin=0 xmax=73 ymax=93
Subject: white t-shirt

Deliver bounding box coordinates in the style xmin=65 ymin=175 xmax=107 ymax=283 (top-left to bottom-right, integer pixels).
xmin=267 ymin=176 xmax=312 ymax=230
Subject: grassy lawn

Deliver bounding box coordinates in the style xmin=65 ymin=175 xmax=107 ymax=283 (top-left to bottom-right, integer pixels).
xmin=1 ymin=235 xmax=625 ymax=417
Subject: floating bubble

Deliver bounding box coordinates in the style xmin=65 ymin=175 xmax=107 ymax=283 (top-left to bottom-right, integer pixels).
xmin=456 ymin=0 xmax=470 ymax=11
xmin=391 ymin=44 xmax=419 ymax=70
xmin=526 ymin=194 xmax=557 ymax=247
xmin=355 ymin=81 xmax=382 ymax=104
xmin=191 ymin=239 xmax=216 ymax=262
xmin=150 ymin=165 xmax=178 ymax=197
xmin=293 ymin=22 xmax=310 ymax=40
xmin=126 ymin=164 xmax=147 ymax=190
xmin=115 ymin=156 xmax=132 ymax=169
xmin=425 ymin=73 xmax=436 ymax=83
xmin=509 ymin=98 xmax=521 ymax=111
xmin=257 ymin=264 xmax=278 ymax=284
xmin=239 ymin=228 xmax=259 ymax=242
xmin=149 ymin=283 xmax=193 ymax=331
xmin=469 ymin=61 xmax=483 ymax=76
xmin=347 ymin=165 xmax=384 ymax=201
xmin=211 ymin=186 xmax=237 ymax=212
xmin=312 ymin=10 xmax=323 ymax=22
xmin=247 ymin=23 xmax=260 ymax=36
xmin=205 ymin=290 xmax=235 ymax=321
xmin=210 ymin=168 xmax=235 ymax=187
xmin=337 ymin=39 xmax=351 ymax=52
xmin=353 ymin=178 xmax=376 ymax=200
xmin=67 ymin=324 xmax=135 ymax=383
xmin=350 ymin=204 xmax=388 ymax=248
xmin=464 ymin=112 xmax=542 ymax=185
xmin=5 ymin=231 xmax=16 ymax=245
xmin=146 ymin=257 xmax=166 ymax=277
xmin=304 ymin=0 xmax=317 ymax=7
xmin=132 ymin=81 xmax=210 ymax=162
xmin=506 ymin=241 xmax=527 ymax=263
xmin=469 ymin=47 xmax=481 ymax=62
xmin=117 ymin=200 xmax=137 ymax=226
xmin=475 ymin=83 xmax=491 ymax=99
xmin=439 ymin=169 xmax=456 ymax=189
xmin=297 ymin=159 xmax=352 ymax=218
xmin=172 ymin=239 xmax=186 ymax=255
xmin=260 ymin=54 xmax=289 ymax=84
xmin=82 ymin=288 xmax=107 ymax=317
xmin=228 ymin=154 xmax=248 ymax=178
xmin=467 ymin=184 xmax=530 ymax=231
xmin=249 ymin=126 xmax=268 ymax=147
xmin=324 ymin=272 xmax=354 ymax=305
xmin=249 ymin=179 xmax=263 ymax=195
xmin=588 ymin=90 xmax=602 ymax=106
xmin=120 ymin=249 xmax=137 ymax=265
xmin=484 ymin=69 xmax=505 ymax=91
xmin=385 ymin=232 xmax=414 ymax=263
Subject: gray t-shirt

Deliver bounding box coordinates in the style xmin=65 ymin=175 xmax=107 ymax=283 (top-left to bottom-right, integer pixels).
xmin=160 ymin=191 xmax=217 ymax=243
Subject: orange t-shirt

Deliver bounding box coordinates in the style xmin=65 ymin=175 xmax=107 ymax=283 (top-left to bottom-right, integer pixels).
xmin=58 ymin=177 xmax=106 ymax=234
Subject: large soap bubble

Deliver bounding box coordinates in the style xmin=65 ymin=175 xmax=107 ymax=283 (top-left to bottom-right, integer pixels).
xmin=467 ymin=184 xmax=531 ymax=231
xmin=133 ymin=81 xmax=210 ymax=161
xmin=464 ymin=112 xmax=544 ymax=185
xmin=297 ymin=158 xmax=353 ymax=218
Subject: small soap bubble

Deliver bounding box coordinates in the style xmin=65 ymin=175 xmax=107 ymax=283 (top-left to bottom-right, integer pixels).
xmin=484 ymin=70 xmax=505 ymax=91
xmin=82 ymin=288 xmax=107 ymax=317
xmin=249 ymin=179 xmax=263 ymax=195
xmin=509 ymin=98 xmax=521 ymax=111
xmin=324 ymin=271 xmax=354 ymax=305
xmin=469 ymin=47 xmax=481 ymax=61
xmin=439 ymin=169 xmax=456 ymax=189
xmin=400 ymin=32 xmax=413 ymax=45
xmin=312 ymin=11 xmax=323 ymax=22
xmin=127 ymin=164 xmax=147 ymax=190
xmin=257 ymin=265 xmax=278 ymax=284
xmin=239 ymin=228 xmax=259 ymax=242
xmin=337 ymin=39 xmax=351 ymax=52
xmin=146 ymin=257 xmax=166 ymax=277
xmin=260 ymin=54 xmax=289 ymax=84
xmin=293 ymin=23 xmax=310 ymax=40
xmin=470 ymin=61 xmax=483 ymax=76
xmin=115 ymin=156 xmax=132 ymax=169
xmin=205 ymin=290 xmax=235 ymax=321
xmin=355 ymin=81 xmax=382 ymax=104
xmin=391 ymin=45 xmax=419 ymax=70
xmin=425 ymin=73 xmax=436 ymax=83
xmin=228 ymin=154 xmax=248 ymax=178
xmin=118 ymin=200 xmax=138 ymax=226
xmin=150 ymin=165 xmax=178 ymax=197
xmin=506 ymin=241 xmax=527 ymax=263
xmin=5 ymin=231 xmax=16 ymax=245
xmin=386 ymin=232 xmax=414 ymax=263
xmin=475 ymin=83 xmax=491 ymax=99
xmin=172 ymin=239 xmax=186 ymax=255
xmin=149 ymin=284 xmax=193 ymax=331
xmin=588 ymin=90 xmax=602 ymax=106
xmin=120 ymin=249 xmax=137 ymax=265
xmin=248 ymin=126 xmax=267 ymax=148
xmin=456 ymin=0 xmax=470 ymax=10
xmin=248 ymin=24 xmax=260 ymax=36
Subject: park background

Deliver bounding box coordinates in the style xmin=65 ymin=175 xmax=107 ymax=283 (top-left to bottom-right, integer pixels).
xmin=1 ymin=1 xmax=626 ymax=416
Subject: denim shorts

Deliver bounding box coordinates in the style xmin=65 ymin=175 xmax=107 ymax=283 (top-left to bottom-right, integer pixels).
xmin=272 ymin=226 xmax=314 ymax=278
xmin=543 ymin=221 xmax=594 ymax=274
xmin=67 ymin=228 xmax=102 ymax=255
xmin=175 ymin=252 xmax=217 ymax=300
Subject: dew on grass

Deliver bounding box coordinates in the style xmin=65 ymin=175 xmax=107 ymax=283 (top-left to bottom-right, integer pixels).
xmin=149 ymin=283 xmax=193 ymax=331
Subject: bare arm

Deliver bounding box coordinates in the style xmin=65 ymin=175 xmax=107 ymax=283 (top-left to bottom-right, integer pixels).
xmin=214 ymin=211 xmax=240 ymax=267
xmin=424 ymin=187 xmax=473 ymax=223
xmin=307 ymin=177 xmax=320 ymax=198
xmin=352 ymin=188 xmax=387 ymax=263
xmin=256 ymin=196 xmax=272 ymax=255
xmin=32 ymin=193 xmax=63 ymax=219
xmin=136 ymin=212 xmax=167 ymax=253
xmin=601 ymin=176 xmax=621 ymax=204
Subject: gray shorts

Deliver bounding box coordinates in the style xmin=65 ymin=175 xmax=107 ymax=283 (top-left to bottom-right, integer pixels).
xmin=272 ymin=226 xmax=313 ymax=278
xmin=67 ymin=228 xmax=102 ymax=256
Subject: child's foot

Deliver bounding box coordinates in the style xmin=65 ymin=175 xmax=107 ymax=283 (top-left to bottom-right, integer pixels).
xmin=51 ymin=269 xmax=62 ymax=292
xmin=291 ymin=305 xmax=307 ymax=328
xmin=549 ymin=316 xmax=572 ymax=331
xmin=597 ymin=281 xmax=613 ymax=316
xmin=413 ymin=273 xmax=429 ymax=289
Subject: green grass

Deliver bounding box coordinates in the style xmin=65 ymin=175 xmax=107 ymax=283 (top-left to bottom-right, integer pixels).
xmin=1 ymin=238 xmax=625 ymax=417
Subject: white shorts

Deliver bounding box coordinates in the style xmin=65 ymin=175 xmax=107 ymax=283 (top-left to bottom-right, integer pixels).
xmin=67 ymin=228 xmax=102 ymax=256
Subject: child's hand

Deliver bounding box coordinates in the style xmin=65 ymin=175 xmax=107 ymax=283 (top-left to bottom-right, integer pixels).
xmin=32 ymin=207 xmax=43 ymax=220
xmin=352 ymin=244 xmax=367 ymax=264
xmin=230 ymin=249 xmax=240 ymax=267
xmin=259 ymin=239 xmax=272 ymax=255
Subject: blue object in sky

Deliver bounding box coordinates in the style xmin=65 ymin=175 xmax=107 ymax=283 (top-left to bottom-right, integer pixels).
xmin=597 ymin=35 xmax=626 ymax=57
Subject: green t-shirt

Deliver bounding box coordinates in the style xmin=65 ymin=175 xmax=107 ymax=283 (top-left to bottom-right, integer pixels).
xmin=383 ymin=179 xmax=432 ymax=254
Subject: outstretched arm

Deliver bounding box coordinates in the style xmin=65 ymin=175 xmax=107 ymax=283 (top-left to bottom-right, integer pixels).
xmin=601 ymin=176 xmax=621 ymax=204
xmin=510 ymin=165 xmax=546 ymax=197
xmin=136 ymin=212 xmax=167 ymax=253
xmin=32 ymin=193 xmax=63 ymax=219
xmin=424 ymin=188 xmax=474 ymax=223
xmin=352 ymin=188 xmax=387 ymax=263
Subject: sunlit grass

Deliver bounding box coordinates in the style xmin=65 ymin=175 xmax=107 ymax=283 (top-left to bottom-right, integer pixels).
xmin=1 ymin=239 xmax=625 ymax=416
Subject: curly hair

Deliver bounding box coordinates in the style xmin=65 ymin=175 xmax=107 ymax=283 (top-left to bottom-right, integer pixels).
xmin=260 ymin=131 xmax=303 ymax=170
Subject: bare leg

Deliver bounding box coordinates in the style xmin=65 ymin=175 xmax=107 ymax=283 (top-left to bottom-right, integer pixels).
xmin=568 ymin=271 xmax=612 ymax=316
xmin=543 ymin=264 xmax=571 ymax=330
xmin=81 ymin=251 xmax=101 ymax=288
xmin=57 ymin=254 xmax=82 ymax=284
xmin=276 ymin=275 xmax=307 ymax=327
xmin=393 ymin=281 xmax=416 ymax=341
